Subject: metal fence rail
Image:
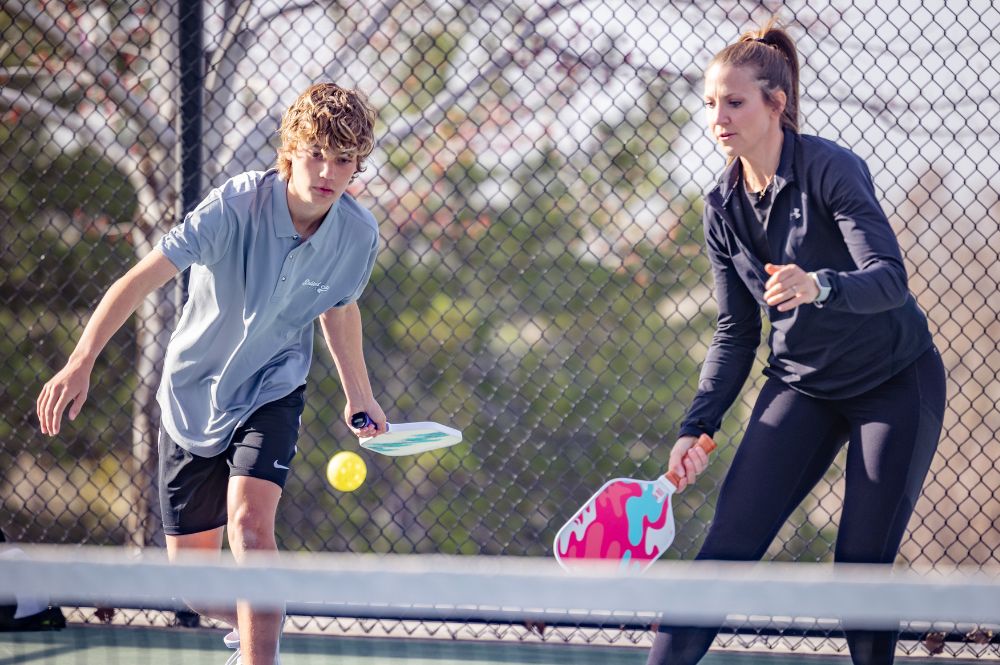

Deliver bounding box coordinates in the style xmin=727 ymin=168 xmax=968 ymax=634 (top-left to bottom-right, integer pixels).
xmin=2 ymin=0 xmax=999 ymax=656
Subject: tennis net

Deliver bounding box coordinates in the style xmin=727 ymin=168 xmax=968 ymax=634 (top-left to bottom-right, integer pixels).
xmin=1 ymin=545 xmax=998 ymax=664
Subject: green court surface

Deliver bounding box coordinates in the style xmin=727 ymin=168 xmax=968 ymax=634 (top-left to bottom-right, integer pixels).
xmin=0 ymin=626 xmax=988 ymax=665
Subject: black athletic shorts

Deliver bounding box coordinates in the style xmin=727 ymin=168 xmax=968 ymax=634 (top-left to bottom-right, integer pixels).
xmin=158 ymin=385 xmax=306 ymax=536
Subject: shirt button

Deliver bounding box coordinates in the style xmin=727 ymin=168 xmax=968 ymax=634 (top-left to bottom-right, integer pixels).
xmin=281 ymin=276 xmax=287 ymax=281
xmin=293 ymin=235 xmax=299 ymax=240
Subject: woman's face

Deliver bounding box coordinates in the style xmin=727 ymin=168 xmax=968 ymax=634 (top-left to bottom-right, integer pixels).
xmin=703 ymin=63 xmax=784 ymax=162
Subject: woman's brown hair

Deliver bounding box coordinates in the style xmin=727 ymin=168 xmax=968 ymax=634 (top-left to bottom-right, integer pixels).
xmin=709 ymin=18 xmax=800 ymax=133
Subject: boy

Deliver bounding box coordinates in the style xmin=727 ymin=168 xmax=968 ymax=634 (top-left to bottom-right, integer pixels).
xmin=36 ymin=82 xmax=387 ymax=664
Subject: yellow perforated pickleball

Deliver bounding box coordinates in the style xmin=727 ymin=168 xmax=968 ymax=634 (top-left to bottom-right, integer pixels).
xmin=326 ymin=450 xmax=367 ymax=492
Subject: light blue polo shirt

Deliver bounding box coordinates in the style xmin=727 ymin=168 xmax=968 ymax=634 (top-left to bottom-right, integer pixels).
xmin=155 ymin=169 xmax=379 ymax=456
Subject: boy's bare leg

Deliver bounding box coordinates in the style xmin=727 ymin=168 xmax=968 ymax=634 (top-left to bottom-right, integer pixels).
xmin=165 ymin=527 xmax=239 ymax=628
xmin=227 ymin=476 xmax=284 ymax=665
xmin=164 ymin=476 xmax=283 ymax=664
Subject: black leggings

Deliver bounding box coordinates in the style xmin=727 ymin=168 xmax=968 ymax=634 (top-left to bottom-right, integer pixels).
xmin=648 ymin=347 xmax=946 ymax=665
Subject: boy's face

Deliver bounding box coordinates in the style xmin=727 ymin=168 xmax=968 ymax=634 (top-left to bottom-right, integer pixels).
xmin=286 ymin=143 xmax=359 ymax=212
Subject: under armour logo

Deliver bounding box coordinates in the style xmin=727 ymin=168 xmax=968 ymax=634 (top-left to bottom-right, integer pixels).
xmin=790 ymin=208 xmax=801 ymax=220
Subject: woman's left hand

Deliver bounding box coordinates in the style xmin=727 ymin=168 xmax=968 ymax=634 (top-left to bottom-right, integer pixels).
xmin=764 ymin=263 xmax=819 ymax=311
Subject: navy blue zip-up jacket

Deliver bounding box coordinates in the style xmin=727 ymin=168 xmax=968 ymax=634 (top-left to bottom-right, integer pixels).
xmin=679 ymin=129 xmax=933 ymax=438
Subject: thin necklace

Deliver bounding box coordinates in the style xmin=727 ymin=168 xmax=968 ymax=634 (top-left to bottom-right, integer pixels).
xmin=748 ymin=173 xmax=774 ymax=202
xmin=755 ymin=173 xmax=774 ymax=193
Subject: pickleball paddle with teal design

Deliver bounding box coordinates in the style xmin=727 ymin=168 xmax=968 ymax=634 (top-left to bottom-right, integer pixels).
xmin=351 ymin=412 xmax=463 ymax=456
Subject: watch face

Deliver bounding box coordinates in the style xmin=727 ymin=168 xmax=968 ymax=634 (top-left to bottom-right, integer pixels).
xmin=811 ymin=272 xmax=831 ymax=303
xmin=818 ymin=277 xmax=831 ymax=301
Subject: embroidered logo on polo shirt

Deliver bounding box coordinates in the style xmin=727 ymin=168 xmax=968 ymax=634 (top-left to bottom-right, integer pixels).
xmin=790 ymin=208 xmax=801 ymax=220
xmin=302 ymin=279 xmax=330 ymax=293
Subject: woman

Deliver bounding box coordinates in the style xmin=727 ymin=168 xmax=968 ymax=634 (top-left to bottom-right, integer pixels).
xmin=648 ymin=19 xmax=946 ymax=665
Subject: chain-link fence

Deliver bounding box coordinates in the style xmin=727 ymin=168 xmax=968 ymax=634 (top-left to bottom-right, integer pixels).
xmin=2 ymin=0 xmax=999 ymax=655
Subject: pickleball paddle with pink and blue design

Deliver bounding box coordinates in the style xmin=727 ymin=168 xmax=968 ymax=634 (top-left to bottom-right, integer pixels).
xmin=553 ymin=434 xmax=716 ymax=574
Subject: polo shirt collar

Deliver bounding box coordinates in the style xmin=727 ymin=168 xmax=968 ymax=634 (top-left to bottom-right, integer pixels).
xmin=308 ymin=197 xmax=341 ymax=244
xmin=271 ymin=174 xmax=342 ymax=243
xmin=271 ymin=174 xmax=299 ymax=239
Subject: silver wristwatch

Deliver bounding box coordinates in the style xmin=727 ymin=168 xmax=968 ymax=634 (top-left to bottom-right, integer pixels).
xmin=809 ymin=271 xmax=832 ymax=306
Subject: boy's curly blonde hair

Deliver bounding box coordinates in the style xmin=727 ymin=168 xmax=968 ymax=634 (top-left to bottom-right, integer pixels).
xmin=276 ymin=83 xmax=377 ymax=181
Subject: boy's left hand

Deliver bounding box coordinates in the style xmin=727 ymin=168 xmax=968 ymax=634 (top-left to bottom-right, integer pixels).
xmin=345 ymin=401 xmax=386 ymax=437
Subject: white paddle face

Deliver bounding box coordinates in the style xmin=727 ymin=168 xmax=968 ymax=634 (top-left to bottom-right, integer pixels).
xmin=359 ymin=421 xmax=462 ymax=456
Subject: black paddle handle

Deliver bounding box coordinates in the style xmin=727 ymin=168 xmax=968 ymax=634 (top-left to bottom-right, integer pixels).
xmin=350 ymin=412 xmax=374 ymax=429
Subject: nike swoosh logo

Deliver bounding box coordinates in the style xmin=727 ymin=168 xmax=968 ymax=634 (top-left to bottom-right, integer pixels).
xmin=273 ymin=461 xmax=290 ymax=470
